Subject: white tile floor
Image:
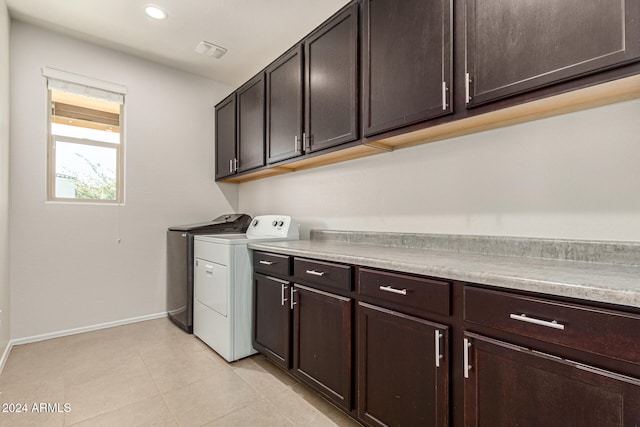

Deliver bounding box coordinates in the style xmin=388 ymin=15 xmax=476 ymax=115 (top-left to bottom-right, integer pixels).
xmin=0 ymin=318 xmax=360 ymax=426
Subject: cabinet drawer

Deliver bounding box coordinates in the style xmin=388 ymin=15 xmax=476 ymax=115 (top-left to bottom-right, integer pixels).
xmin=359 ymin=268 xmax=450 ymax=318
xmin=253 ymin=251 xmax=291 ymax=277
xmin=464 ymin=287 xmax=640 ymax=365
xmin=293 ymin=258 xmax=352 ymax=292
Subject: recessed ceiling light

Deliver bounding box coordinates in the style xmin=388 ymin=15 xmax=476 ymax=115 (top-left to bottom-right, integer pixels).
xmin=144 ymin=5 xmax=168 ymax=20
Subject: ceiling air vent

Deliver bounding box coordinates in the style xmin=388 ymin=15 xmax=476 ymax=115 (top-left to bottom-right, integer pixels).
xmin=195 ymin=41 xmax=227 ymax=59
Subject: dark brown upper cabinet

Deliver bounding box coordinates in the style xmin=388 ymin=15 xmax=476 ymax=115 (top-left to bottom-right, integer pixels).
xmin=362 ymin=0 xmax=453 ymax=137
xmin=214 ymin=93 xmax=236 ymax=180
xmin=215 ymin=74 xmax=265 ymax=180
xmin=465 ymin=0 xmax=640 ymax=107
xmin=236 ymin=73 xmax=265 ymax=173
xmin=304 ymin=3 xmax=359 ymax=153
xmin=267 ymin=3 xmax=359 ymax=164
xmin=217 ymin=0 xmax=639 ymax=183
xmin=266 ymin=46 xmax=304 ymax=164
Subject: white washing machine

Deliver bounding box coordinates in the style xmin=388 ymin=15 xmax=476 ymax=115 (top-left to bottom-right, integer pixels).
xmin=193 ymin=215 xmax=299 ymax=362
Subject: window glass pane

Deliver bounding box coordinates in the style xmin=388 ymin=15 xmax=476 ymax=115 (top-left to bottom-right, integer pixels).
xmin=55 ymin=139 xmax=117 ymax=200
xmin=47 ymin=83 xmax=124 ymax=203
xmin=51 ymin=123 xmax=120 ymax=144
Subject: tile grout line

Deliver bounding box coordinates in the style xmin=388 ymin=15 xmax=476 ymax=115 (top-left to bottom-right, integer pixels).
xmin=64 ymin=343 xmax=169 ymax=426
xmin=196 ymin=354 xmax=272 ymax=425
xmin=230 ymin=359 xmax=298 ymax=426
xmin=137 ymin=336 xmax=183 ymax=427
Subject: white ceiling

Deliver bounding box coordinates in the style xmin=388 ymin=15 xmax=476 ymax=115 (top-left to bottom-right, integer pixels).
xmin=6 ymin=0 xmax=351 ymax=87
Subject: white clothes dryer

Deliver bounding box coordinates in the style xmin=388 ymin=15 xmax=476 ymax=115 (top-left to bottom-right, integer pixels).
xmin=193 ymin=215 xmax=299 ymax=362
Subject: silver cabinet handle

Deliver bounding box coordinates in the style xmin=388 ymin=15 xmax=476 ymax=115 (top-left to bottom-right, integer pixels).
xmin=435 ymin=330 xmax=443 ymax=368
xmin=233 ymin=158 xmax=238 ymax=172
xmin=463 ymin=338 xmax=472 ymax=379
xmin=259 ymin=260 xmax=274 ymax=265
xmin=305 ymin=270 xmax=325 ymax=277
xmin=379 ymin=285 xmax=407 ymax=296
xmin=229 ymin=159 xmax=233 ymax=173
xmin=442 ymin=81 xmax=448 ymax=111
xmin=294 ymin=135 xmax=300 ymax=153
xmin=290 ymin=287 xmax=297 ymax=310
xmin=465 ymin=72 xmax=472 ymax=104
xmin=281 ymin=283 xmax=288 ymax=306
xmin=303 ymin=133 xmax=311 ymax=151
xmin=509 ymin=313 xmax=565 ymax=330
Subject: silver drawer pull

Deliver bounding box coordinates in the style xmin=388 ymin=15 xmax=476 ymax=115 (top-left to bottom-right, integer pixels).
xmin=509 ymin=313 xmax=565 ymax=330
xmin=305 ymin=270 xmax=325 ymax=277
xmin=259 ymin=260 xmax=274 ymax=265
xmin=379 ymin=285 xmax=407 ymax=296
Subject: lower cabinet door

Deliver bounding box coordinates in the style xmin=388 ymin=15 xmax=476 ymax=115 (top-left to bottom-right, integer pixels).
xmin=357 ymin=302 xmax=449 ymax=427
xmin=463 ymin=332 xmax=640 ymax=427
xmin=292 ymin=284 xmax=352 ymax=411
xmin=253 ymin=273 xmax=291 ymax=369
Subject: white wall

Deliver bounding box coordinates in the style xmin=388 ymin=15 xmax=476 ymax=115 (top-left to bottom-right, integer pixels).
xmin=239 ymin=99 xmax=640 ymax=242
xmin=0 ymin=0 xmax=11 ymax=353
xmin=10 ymin=21 xmax=238 ymax=340
xmin=7 ymin=17 xmax=640 ymax=342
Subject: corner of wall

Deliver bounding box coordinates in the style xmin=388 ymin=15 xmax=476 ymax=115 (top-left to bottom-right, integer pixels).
xmin=0 ymin=0 xmax=12 ymax=371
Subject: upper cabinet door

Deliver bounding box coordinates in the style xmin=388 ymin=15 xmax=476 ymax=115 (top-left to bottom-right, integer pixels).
xmin=465 ymin=0 xmax=640 ymax=107
xmin=214 ymin=93 xmax=236 ymax=180
xmin=362 ymin=0 xmax=453 ymax=137
xmin=304 ymin=3 xmax=359 ymax=153
xmin=266 ymin=46 xmax=304 ymax=164
xmin=237 ymin=73 xmax=265 ymax=173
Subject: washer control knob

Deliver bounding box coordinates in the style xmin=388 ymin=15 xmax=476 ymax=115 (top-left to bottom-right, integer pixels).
xmin=272 ymin=220 xmax=278 ymax=226
xmin=278 ymin=221 xmax=284 ymax=227
xmin=252 ymin=219 xmax=259 ymax=227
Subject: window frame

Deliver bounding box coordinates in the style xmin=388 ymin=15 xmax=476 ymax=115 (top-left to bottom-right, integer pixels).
xmin=46 ymin=89 xmax=125 ymax=204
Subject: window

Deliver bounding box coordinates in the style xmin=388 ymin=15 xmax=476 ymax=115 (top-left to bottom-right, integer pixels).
xmin=43 ymin=68 xmax=126 ymax=203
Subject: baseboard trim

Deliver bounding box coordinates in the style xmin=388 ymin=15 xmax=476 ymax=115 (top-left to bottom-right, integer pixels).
xmin=0 ymin=339 xmax=13 ymax=375
xmin=10 ymin=312 xmax=168 ymax=346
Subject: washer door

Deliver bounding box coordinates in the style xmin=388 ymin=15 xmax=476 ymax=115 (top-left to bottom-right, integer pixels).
xmin=194 ymin=258 xmax=227 ymax=316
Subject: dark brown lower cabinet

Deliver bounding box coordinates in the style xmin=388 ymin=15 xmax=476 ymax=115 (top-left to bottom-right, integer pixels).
xmin=254 ymin=252 xmax=640 ymax=427
xmin=253 ymin=273 xmax=291 ymax=369
xmin=292 ymin=284 xmax=352 ymax=411
xmin=358 ymin=302 xmax=449 ymax=427
xmin=463 ymin=332 xmax=640 ymax=427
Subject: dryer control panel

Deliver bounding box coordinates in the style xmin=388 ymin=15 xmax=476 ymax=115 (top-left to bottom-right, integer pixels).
xmin=247 ymin=215 xmax=299 ymax=238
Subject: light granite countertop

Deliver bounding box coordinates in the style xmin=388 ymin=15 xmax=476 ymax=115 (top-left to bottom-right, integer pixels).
xmin=248 ymin=231 xmax=640 ymax=310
